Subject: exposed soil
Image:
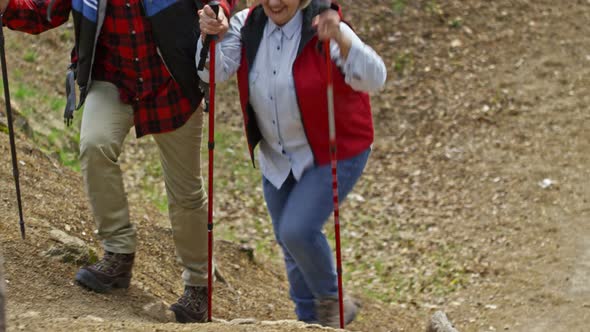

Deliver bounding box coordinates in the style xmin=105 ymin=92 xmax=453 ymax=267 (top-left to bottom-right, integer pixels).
xmin=1 ymin=1 xmax=589 ymax=331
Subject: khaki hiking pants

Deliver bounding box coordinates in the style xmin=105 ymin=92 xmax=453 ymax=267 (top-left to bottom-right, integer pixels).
xmin=80 ymin=81 xmax=209 ymax=286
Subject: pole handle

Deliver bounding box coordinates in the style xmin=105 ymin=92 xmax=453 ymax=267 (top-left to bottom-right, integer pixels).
xmin=197 ymin=1 xmax=221 ymax=71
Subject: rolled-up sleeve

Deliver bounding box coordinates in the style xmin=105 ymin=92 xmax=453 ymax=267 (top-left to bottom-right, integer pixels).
xmin=3 ymin=0 xmax=71 ymax=35
xmin=196 ymin=8 xmax=247 ymax=84
xmin=331 ymin=23 xmax=387 ymax=93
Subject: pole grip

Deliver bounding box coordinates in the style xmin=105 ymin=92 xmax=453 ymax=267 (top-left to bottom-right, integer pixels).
xmin=197 ymin=1 xmax=221 ymax=71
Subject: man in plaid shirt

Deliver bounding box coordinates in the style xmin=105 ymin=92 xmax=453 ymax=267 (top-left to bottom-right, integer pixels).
xmin=1 ymin=0 xmax=235 ymax=323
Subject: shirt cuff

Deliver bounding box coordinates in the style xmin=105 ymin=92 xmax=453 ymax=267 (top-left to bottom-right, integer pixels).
xmin=342 ymin=37 xmax=364 ymax=78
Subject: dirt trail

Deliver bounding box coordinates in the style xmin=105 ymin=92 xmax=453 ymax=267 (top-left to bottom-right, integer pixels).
xmin=479 ymin=2 xmax=590 ymax=330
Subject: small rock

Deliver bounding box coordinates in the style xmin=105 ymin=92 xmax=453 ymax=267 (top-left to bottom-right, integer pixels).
xmin=348 ymin=193 xmax=365 ymax=202
xmin=49 ymin=229 xmax=85 ymax=247
xmin=427 ymin=311 xmax=459 ymax=332
xmin=538 ymin=178 xmax=555 ymax=189
xmin=142 ymin=301 xmax=175 ymax=322
xmin=450 ymin=39 xmax=463 ymax=48
xmin=42 ymin=229 xmax=98 ymax=265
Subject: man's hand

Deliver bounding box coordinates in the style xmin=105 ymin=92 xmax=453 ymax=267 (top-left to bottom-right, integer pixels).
xmin=198 ymin=4 xmax=229 ymax=40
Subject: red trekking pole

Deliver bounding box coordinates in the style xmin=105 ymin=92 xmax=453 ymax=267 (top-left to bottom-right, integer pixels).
xmin=197 ymin=1 xmax=220 ymax=322
xmin=325 ymin=41 xmax=344 ymax=329
xmin=0 ymin=15 xmax=26 ymax=240
xmin=319 ymin=0 xmax=344 ymax=328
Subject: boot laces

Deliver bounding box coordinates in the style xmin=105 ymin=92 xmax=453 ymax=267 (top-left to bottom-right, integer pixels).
xmin=93 ymin=252 xmax=124 ymax=274
xmin=178 ymin=286 xmax=207 ymax=312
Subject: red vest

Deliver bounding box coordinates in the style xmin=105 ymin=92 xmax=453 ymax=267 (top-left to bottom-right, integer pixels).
xmin=237 ymin=3 xmax=373 ymax=166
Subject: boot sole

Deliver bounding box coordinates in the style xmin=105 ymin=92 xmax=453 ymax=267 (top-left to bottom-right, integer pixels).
xmin=169 ymin=303 xmax=207 ymax=324
xmin=75 ymin=269 xmax=130 ymax=293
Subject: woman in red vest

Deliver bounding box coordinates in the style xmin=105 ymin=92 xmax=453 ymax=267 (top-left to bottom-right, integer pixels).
xmin=198 ymin=0 xmax=386 ymax=326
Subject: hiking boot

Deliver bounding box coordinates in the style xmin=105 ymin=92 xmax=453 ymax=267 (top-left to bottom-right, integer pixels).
xmin=315 ymin=295 xmax=360 ymax=328
xmin=169 ymin=286 xmax=208 ymax=323
xmin=75 ymin=251 xmax=134 ymax=293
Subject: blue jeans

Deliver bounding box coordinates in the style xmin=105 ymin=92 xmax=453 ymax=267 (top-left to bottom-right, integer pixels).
xmin=262 ymin=148 xmax=370 ymax=322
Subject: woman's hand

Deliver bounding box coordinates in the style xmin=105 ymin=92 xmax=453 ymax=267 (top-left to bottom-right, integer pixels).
xmin=312 ymin=8 xmax=342 ymax=42
xmin=313 ymin=9 xmax=353 ymax=60
xmin=198 ymin=4 xmax=229 ymax=40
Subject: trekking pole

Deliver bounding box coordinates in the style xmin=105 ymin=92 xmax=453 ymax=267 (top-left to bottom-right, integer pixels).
xmin=0 ymin=14 xmax=26 ymax=240
xmin=197 ymin=1 xmax=220 ymax=322
xmin=318 ymin=0 xmax=344 ymax=328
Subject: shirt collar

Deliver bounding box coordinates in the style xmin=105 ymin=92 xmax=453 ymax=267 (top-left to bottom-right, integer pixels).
xmin=265 ymin=10 xmax=302 ymax=40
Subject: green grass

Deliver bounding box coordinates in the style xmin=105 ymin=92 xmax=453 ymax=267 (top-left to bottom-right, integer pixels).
xmin=427 ymin=0 xmax=441 ymax=15
xmin=13 ymin=83 xmax=37 ymax=101
xmin=449 ymin=18 xmax=463 ymax=29
xmin=49 ymin=97 xmax=67 ymax=113
xmin=394 ymin=52 xmax=414 ymax=76
xmin=3 ymin=79 xmax=82 ymax=172
xmin=23 ymin=51 xmax=37 ymax=63
xmin=58 ymin=150 xmax=81 ymax=172
xmin=392 ymin=0 xmax=407 ymax=14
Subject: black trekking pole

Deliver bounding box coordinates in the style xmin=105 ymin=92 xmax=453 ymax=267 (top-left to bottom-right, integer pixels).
xmin=0 ymin=14 xmax=26 ymax=240
xmin=197 ymin=1 xmax=220 ymax=322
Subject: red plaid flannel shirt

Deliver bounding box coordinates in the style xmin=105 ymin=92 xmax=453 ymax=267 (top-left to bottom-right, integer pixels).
xmin=93 ymin=0 xmax=193 ymax=137
xmin=4 ymin=0 xmax=235 ymax=137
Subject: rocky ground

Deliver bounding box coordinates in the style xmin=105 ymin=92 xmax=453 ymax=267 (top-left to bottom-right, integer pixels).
xmin=1 ymin=0 xmax=589 ymax=331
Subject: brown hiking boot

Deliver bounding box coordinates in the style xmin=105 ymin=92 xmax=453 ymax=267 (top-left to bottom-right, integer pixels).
xmin=75 ymin=251 xmax=134 ymax=293
xmin=169 ymin=286 xmax=208 ymax=323
xmin=315 ymin=295 xmax=360 ymax=328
